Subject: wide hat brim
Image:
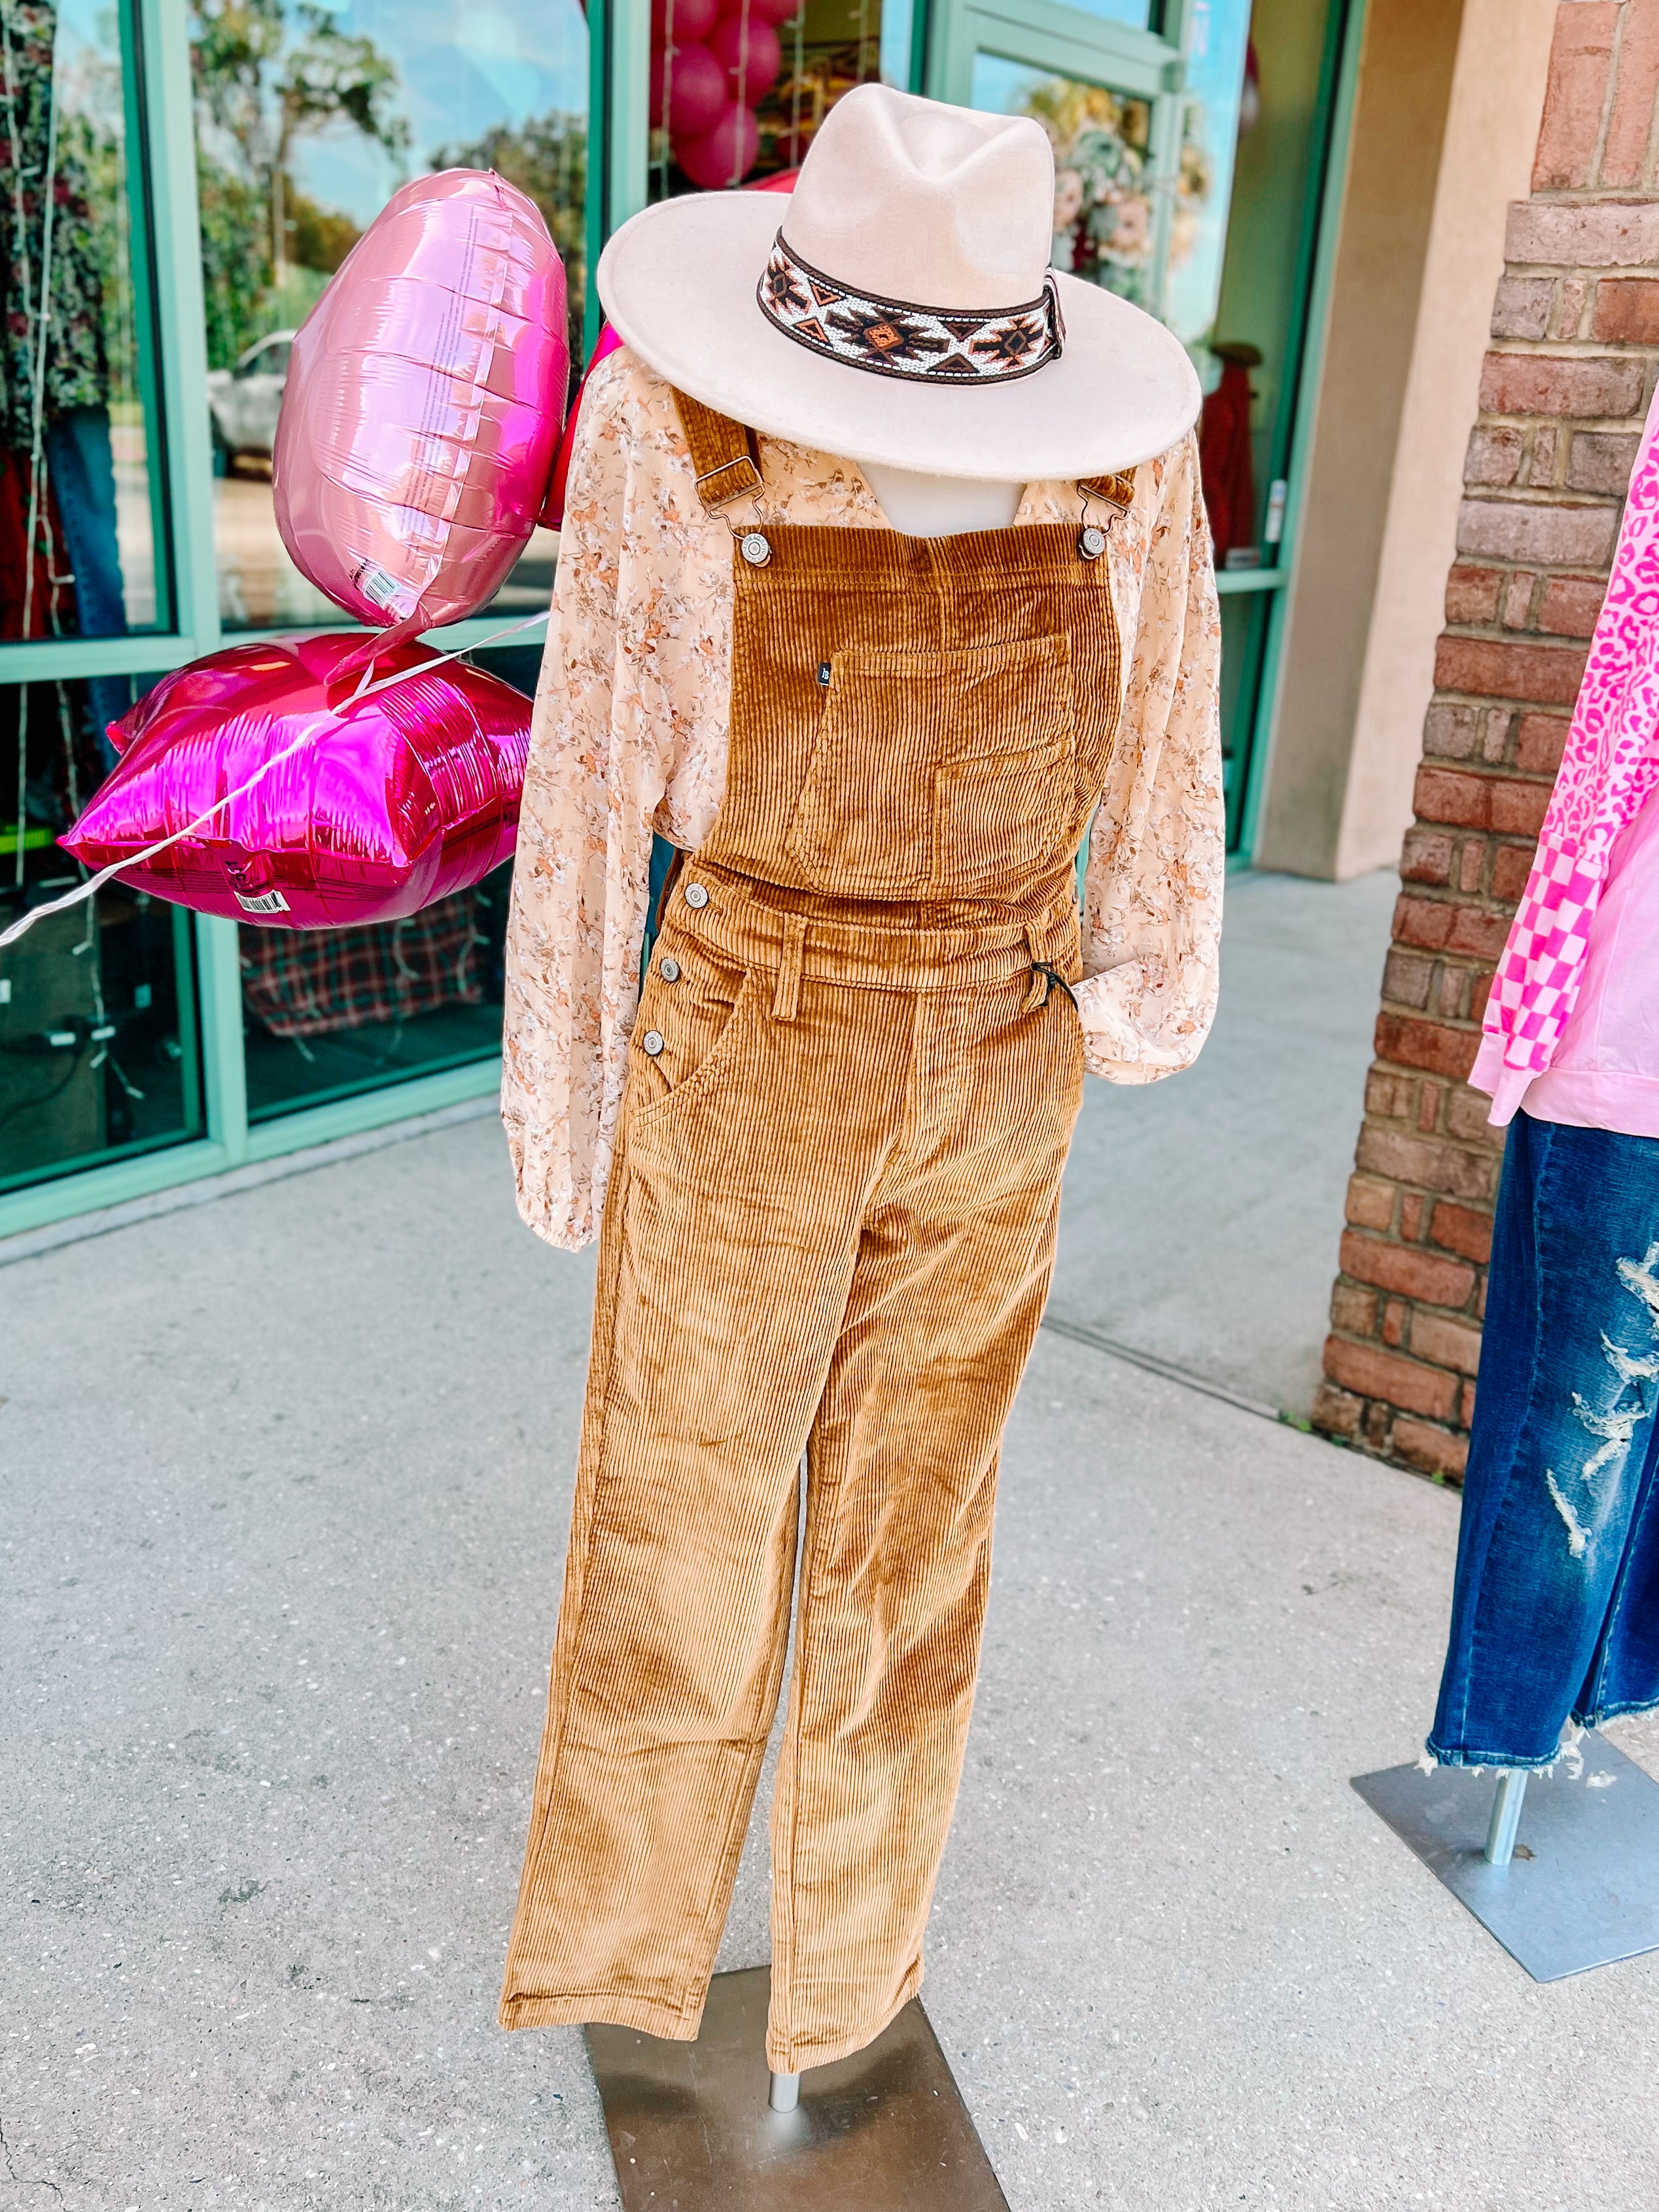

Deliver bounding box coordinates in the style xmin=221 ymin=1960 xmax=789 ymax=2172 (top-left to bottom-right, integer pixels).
xmin=597 ymin=191 xmax=1201 ymax=483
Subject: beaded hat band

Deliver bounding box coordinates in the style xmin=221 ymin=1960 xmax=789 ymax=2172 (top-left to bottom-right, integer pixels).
xmin=756 ymin=230 xmax=1065 ymax=386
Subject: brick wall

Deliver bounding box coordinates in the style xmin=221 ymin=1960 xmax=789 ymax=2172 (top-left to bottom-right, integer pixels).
xmin=1314 ymin=0 xmax=1659 ymax=1479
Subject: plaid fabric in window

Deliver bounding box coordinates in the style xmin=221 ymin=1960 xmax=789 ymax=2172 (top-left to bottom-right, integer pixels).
xmin=241 ymin=888 xmax=487 ymax=1040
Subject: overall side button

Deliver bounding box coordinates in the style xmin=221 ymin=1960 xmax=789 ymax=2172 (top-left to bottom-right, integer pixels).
xmin=683 ymin=882 xmax=710 ymax=910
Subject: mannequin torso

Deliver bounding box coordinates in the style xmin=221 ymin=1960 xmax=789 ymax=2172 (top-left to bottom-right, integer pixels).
xmin=859 ymin=461 xmax=1022 ymax=538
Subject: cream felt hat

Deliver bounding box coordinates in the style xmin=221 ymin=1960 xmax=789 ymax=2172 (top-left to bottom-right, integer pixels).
xmin=597 ymin=82 xmax=1200 ymax=483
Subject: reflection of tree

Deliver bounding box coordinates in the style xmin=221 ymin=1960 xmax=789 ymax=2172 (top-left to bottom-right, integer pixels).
xmin=190 ymin=1 xmax=408 ymax=366
xmin=430 ymin=113 xmax=587 ymax=360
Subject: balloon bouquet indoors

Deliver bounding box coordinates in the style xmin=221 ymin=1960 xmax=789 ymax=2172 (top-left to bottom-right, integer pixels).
xmin=651 ymin=0 xmax=800 ymax=189
xmin=3 ymin=169 xmax=571 ymax=947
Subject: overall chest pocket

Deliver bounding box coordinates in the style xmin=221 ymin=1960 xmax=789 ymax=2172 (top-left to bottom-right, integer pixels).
xmin=784 ymin=631 xmax=1075 ymax=898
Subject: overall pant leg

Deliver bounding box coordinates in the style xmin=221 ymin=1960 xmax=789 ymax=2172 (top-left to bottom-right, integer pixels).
xmin=766 ymin=964 xmax=1083 ymax=2069
xmin=499 ymin=926 xmax=914 ymax=2037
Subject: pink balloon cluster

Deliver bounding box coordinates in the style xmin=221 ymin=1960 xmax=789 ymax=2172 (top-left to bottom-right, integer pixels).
xmin=650 ymin=0 xmax=795 ymax=188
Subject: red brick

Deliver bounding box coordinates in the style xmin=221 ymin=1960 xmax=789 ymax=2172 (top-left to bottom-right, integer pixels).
xmin=1418 ymin=1074 xmax=1446 ymax=1129
xmin=1456 ymin=499 xmax=1619 ymax=567
xmin=1502 ymin=572 xmax=1537 ymax=630
xmin=1492 ymin=275 xmax=1553 ymax=341
xmin=1429 ymin=1201 xmax=1494 ymax=1264
xmin=1445 ymin=569 xmax=1499 ymax=628
xmin=1538 ymin=576 xmax=1605 ymax=637
xmin=1592 ymin=275 xmax=1659 ymax=341
xmin=1516 ymin=712 xmax=1571 ymax=775
xmin=1507 ymin=198 xmax=1659 ymax=268
xmin=1433 ymin=635 xmax=1590 ymax=706
xmin=1423 ymin=699 xmax=1482 ymax=756
xmin=1383 ymin=947 xmax=1433 ymax=1009
xmin=1414 ymin=765 xmax=1493 ymax=828
xmin=1393 ymin=893 xmax=1454 ymax=951
xmin=1568 ymin=429 xmax=1640 ymax=493
xmin=1331 ymin=1280 xmax=1378 ymax=1337
xmin=1400 ymin=1191 xmax=1426 ymax=1242
xmin=1446 ymin=1083 xmax=1506 ymax=1145
xmin=1458 ymin=836 xmax=1488 ymax=894
xmin=1492 ymin=841 xmax=1537 ymax=900
xmin=1339 ymin=1229 xmax=1476 ymax=1308
xmin=1529 ymin=426 xmax=1560 ymax=486
xmin=1355 ymin=1125 xmax=1497 ymax=1202
xmin=1365 ymin=1068 xmax=1414 ymax=1119
xmin=1401 ymin=826 xmax=1455 ymax=885
xmin=1311 ymin=1382 xmax=1363 ymax=1441
xmin=1604 ymin=0 xmax=1659 ymax=186
xmin=1374 ymin=1013 xmax=1482 ymax=1083
xmin=1478 ymin=351 xmax=1643 ymax=419
xmin=1346 ymin=1174 xmax=1395 ymax=1231
xmin=1412 ymin=1312 xmax=1484 ymax=1373
xmin=1323 ymin=1337 xmax=1461 ymax=1422
xmin=1464 ymin=425 xmax=1523 ymax=487
xmin=1390 ymin=1418 xmax=1470 ymax=1482
xmin=1461 ymin=1378 xmax=1478 ymax=1427
xmin=1533 ymin=1 xmax=1619 ymax=190
xmin=1491 ymin=779 xmax=1551 ymax=835
xmin=1382 ymin=1297 xmax=1408 ymax=1348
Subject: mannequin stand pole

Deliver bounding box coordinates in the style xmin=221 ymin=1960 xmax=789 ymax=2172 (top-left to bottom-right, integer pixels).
xmin=768 ymin=2069 xmax=801 ymax=2112
xmin=1483 ymin=1768 xmax=1528 ymax=1867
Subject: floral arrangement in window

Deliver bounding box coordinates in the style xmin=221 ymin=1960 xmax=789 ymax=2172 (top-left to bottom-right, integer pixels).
xmin=1019 ymin=79 xmax=1212 ymax=313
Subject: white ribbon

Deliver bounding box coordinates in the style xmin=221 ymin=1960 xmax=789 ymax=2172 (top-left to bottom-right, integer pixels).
xmin=0 ymin=610 xmax=550 ymax=951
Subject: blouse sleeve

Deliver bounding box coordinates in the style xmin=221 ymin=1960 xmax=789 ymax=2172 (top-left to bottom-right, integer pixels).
xmin=498 ymin=353 xmax=678 ymax=1250
xmin=1074 ymin=427 xmax=1225 ymax=1084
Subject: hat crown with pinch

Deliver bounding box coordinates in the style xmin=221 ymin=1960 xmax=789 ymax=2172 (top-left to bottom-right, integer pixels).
xmin=784 ymin=86 xmax=1055 ymax=314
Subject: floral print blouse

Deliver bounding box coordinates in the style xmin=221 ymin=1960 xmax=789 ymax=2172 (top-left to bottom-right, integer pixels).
xmin=501 ymin=346 xmax=1224 ymax=1250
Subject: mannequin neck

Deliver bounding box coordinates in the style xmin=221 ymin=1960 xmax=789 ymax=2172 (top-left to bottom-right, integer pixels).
xmin=859 ymin=461 xmax=1022 ymax=538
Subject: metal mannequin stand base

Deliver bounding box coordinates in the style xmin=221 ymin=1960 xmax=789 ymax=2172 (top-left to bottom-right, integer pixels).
xmin=584 ymin=1965 xmax=1009 ymax=2210
xmin=1352 ymin=1734 xmax=1659 ymax=1980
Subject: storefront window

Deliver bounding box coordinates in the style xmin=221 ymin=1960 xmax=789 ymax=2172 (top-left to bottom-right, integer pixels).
xmin=647 ymin=0 xmax=888 ymax=198
xmin=191 ymin=0 xmax=587 ymax=633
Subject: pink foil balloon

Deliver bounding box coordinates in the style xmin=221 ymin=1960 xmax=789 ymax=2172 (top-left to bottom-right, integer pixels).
xmin=63 ymin=633 xmax=532 ymax=929
xmin=709 ymin=15 xmax=780 ymax=103
xmin=272 ymin=170 xmax=568 ymax=648
xmin=676 ymin=103 xmax=761 ymax=187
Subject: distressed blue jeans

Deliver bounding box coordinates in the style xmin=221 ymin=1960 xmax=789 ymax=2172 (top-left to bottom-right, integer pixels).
xmin=1429 ymin=1110 xmax=1659 ymax=1768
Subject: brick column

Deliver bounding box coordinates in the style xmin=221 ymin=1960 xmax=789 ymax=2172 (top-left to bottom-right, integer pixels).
xmin=1314 ymin=0 xmax=1659 ymax=1479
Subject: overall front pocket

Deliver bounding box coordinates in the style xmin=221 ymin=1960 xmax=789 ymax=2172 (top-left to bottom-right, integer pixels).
xmin=627 ymin=939 xmax=753 ymax=1132
xmin=784 ymin=632 xmax=1075 ymax=898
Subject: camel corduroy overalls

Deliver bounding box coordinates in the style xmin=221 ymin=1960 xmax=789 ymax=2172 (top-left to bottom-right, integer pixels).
xmin=499 ymin=395 xmax=1126 ymax=2071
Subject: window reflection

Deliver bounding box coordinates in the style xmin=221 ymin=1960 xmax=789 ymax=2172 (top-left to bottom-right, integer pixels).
xmin=191 ymin=0 xmax=587 ymax=633
xmin=0 ymin=1 xmax=160 ymax=671
xmin=647 ymin=0 xmax=886 ymax=200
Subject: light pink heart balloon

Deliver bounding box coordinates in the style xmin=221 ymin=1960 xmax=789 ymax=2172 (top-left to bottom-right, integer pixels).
xmin=272 ymin=169 xmax=569 ymax=652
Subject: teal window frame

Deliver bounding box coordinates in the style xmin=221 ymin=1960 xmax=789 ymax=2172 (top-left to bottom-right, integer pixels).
xmin=0 ymin=0 xmax=1364 ymax=1240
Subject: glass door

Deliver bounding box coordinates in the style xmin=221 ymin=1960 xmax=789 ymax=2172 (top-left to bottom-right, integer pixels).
xmin=930 ymin=0 xmax=1338 ymax=851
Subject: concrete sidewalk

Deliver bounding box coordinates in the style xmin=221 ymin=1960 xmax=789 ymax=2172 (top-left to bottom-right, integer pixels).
xmin=4 ymin=1100 xmax=1658 ymax=2212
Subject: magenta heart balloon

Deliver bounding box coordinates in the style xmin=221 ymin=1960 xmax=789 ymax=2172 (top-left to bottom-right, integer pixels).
xmin=62 ymin=633 xmax=532 ymax=929
xmin=271 ymin=170 xmax=568 ymax=647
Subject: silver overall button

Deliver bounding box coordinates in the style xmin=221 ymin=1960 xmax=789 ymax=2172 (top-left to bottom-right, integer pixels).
xmin=642 ymin=1030 xmax=665 ymax=1057
xmin=683 ymin=881 xmax=710 ymax=909
xmin=657 ymin=956 xmax=681 ymax=981
xmin=1078 ymin=524 xmax=1107 ymax=561
xmin=740 ymin=531 xmax=772 ymax=567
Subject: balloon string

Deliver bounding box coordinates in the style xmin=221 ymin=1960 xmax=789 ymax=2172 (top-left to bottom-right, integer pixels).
xmin=0 ymin=609 xmax=551 ymax=951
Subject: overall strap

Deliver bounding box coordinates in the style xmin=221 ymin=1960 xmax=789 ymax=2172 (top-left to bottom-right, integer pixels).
xmin=1077 ymin=468 xmax=1136 ymax=519
xmin=672 ymin=388 xmax=764 ymax=513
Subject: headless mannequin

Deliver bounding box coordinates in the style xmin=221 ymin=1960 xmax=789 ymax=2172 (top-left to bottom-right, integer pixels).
xmin=763 ymin=456 xmax=1023 ymax=2121
xmin=860 ymin=461 xmax=1022 ymax=536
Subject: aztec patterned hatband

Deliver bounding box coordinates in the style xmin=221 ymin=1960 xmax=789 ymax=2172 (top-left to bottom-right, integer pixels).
xmin=756 ymin=231 xmax=1065 ymax=384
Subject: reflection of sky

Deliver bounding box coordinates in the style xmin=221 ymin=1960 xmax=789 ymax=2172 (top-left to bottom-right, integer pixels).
xmin=1164 ymin=0 xmax=1250 ymax=345
xmin=286 ymin=0 xmax=589 ymax=224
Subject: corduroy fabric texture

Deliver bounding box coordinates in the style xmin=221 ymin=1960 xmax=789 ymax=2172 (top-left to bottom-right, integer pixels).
xmin=499 ymin=396 xmax=1120 ymax=2071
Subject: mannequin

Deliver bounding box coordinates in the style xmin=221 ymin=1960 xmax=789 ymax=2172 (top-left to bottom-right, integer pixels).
xmin=858 ymin=461 xmax=1021 ymax=538
xmin=495 ymin=86 xmax=1219 ymax=2130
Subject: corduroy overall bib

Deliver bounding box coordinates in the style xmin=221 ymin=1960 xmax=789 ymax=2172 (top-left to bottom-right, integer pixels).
xmin=500 ymin=395 xmax=1125 ymax=2071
